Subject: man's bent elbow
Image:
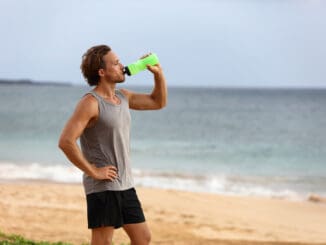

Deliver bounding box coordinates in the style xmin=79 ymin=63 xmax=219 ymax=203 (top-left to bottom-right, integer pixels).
xmin=155 ymin=100 xmax=167 ymax=110
xmin=160 ymin=100 xmax=167 ymax=109
xmin=150 ymin=95 xmax=167 ymax=110
xmin=58 ymin=138 xmax=66 ymax=151
xmin=58 ymin=136 xmax=73 ymax=152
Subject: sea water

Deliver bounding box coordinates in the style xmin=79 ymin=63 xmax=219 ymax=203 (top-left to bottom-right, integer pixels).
xmin=0 ymin=84 xmax=325 ymax=200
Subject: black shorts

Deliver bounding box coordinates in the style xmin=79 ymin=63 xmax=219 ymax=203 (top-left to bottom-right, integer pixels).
xmin=86 ymin=188 xmax=145 ymax=229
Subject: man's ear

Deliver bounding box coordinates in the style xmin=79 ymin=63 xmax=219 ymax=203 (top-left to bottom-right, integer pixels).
xmin=98 ymin=68 xmax=105 ymax=77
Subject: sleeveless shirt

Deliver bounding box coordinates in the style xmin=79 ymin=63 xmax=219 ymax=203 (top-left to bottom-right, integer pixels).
xmin=80 ymin=90 xmax=133 ymax=195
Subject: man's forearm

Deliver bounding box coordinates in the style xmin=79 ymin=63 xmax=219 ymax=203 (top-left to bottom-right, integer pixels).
xmin=59 ymin=140 xmax=95 ymax=177
xmin=151 ymin=71 xmax=167 ymax=108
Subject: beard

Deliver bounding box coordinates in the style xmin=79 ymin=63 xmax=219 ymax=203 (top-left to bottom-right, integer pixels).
xmin=115 ymin=76 xmax=126 ymax=83
xmin=104 ymin=73 xmax=125 ymax=84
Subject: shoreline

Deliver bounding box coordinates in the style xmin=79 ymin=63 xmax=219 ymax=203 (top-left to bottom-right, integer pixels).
xmin=1 ymin=177 xmax=326 ymax=205
xmin=1 ymin=162 xmax=325 ymax=202
xmin=1 ymin=180 xmax=326 ymax=245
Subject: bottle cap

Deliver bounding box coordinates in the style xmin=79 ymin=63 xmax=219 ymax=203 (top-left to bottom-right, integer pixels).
xmin=123 ymin=66 xmax=131 ymax=76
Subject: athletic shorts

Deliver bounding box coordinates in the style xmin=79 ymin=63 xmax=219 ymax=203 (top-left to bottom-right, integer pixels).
xmin=86 ymin=188 xmax=146 ymax=229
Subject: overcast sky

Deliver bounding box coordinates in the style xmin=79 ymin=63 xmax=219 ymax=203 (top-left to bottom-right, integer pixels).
xmin=0 ymin=0 xmax=325 ymax=87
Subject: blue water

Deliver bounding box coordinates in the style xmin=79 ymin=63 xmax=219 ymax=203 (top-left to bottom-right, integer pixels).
xmin=0 ymin=84 xmax=325 ymax=199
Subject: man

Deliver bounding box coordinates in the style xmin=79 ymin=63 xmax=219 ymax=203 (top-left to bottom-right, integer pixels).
xmin=58 ymin=44 xmax=167 ymax=245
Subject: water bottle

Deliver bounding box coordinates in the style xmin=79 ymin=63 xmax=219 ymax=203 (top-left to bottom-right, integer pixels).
xmin=124 ymin=53 xmax=159 ymax=76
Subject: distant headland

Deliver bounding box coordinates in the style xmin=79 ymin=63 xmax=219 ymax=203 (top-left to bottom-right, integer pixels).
xmin=0 ymin=79 xmax=72 ymax=86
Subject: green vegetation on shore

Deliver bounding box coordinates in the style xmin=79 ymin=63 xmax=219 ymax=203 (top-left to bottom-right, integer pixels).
xmin=0 ymin=231 xmax=72 ymax=245
xmin=0 ymin=230 xmax=129 ymax=245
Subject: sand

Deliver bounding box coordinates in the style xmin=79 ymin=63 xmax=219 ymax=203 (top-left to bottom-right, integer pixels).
xmin=0 ymin=180 xmax=326 ymax=245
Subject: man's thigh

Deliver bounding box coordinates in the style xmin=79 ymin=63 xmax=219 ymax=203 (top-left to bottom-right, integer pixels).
xmin=91 ymin=226 xmax=115 ymax=245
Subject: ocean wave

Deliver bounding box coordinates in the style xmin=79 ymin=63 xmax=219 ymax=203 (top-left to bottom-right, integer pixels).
xmin=132 ymin=170 xmax=304 ymax=200
xmin=0 ymin=162 xmax=324 ymax=201
xmin=0 ymin=162 xmax=81 ymax=183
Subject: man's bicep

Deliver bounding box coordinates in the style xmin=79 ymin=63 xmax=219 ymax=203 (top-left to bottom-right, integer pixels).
xmin=121 ymin=89 xmax=158 ymax=110
xmin=129 ymin=93 xmax=159 ymax=110
xmin=61 ymin=113 xmax=87 ymax=141
xmin=61 ymin=97 xmax=97 ymax=140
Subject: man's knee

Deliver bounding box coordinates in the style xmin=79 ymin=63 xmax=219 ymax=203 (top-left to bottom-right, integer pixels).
xmin=141 ymin=225 xmax=151 ymax=244
xmin=130 ymin=237 xmax=151 ymax=244
xmin=144 ymin=229 xmax=151 ymax=243
xmin=128 ymin=228 xmax=151 ymax=245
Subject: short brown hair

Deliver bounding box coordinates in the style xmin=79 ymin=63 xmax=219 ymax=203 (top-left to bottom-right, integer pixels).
xmin=80 ymin=45 xmax=111 ymax=86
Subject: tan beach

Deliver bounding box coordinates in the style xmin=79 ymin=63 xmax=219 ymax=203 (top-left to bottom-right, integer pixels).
xmin=0 ymin=181 xmax=326 ymax=245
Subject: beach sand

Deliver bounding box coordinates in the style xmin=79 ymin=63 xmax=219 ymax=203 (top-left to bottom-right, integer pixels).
xmin=0 ymin=181 xmax=326 ymax=245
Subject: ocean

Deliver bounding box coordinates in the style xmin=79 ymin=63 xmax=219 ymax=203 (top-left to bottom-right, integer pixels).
xmin=0 ymin=83 xmax=325 ymax=200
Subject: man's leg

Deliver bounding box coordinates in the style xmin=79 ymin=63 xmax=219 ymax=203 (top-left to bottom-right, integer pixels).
xmin=91 ymin=226 xmax=115 ymax=245
xmin=123 ymin=222 xmax=151 ymax=245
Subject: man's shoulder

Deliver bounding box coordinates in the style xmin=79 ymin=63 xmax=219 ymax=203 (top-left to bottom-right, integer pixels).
xmin=119 ymin=88 xmax=133 ymax=101
xmin=82 ymin=92 xmax=98 ymax=103
xmin=75 ymin=93 xmax=98 ymax=114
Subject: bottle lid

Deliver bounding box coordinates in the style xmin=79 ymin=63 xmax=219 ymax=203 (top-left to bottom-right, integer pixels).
xmin=123 ymin=66 xmax=131 ymax=76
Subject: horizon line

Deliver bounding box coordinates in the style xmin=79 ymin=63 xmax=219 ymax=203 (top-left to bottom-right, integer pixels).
xmin=1 ymin=78 xmax=326 ymax=90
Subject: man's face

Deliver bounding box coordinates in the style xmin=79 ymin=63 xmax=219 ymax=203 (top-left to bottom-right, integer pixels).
xmin=100 ymin=51 xmax=125 ymax=84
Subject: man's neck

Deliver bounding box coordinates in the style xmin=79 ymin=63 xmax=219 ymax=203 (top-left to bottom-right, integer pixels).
xmin=95 ymin=81 xmax=116 ymax=99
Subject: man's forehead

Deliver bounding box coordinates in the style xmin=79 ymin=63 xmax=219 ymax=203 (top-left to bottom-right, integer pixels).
xmin=104 ymin=51 xmax=119 ymax=62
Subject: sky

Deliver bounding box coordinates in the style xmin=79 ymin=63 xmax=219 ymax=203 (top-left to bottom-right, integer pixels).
xmin=0 ymin=0 xmax=325 ymax=88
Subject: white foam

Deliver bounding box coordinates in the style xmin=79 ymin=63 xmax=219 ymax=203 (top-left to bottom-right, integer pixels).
xmin=0 ymin=162 xmax=82 ymax=183
xmin=132 ymin=171 xmax=305 ymax=200
xmin=0 ymin=162 xmax=309 ymax=200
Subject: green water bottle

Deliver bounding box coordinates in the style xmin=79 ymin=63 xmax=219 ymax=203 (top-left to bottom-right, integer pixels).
xmin=124 ymin=53 xmax=159 ymax=76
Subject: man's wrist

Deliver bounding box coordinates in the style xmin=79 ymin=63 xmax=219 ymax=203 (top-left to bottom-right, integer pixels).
xmin=154 ymin=70 xmax=164 ymax=79
xmin=87 ymin=163 xmax=98 ymax=178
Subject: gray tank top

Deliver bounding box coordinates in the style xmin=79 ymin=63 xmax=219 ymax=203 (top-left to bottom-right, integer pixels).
xmin=80 ymin=90 xmax=133 ymax=195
